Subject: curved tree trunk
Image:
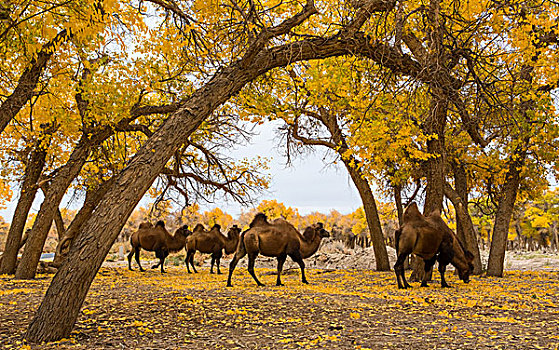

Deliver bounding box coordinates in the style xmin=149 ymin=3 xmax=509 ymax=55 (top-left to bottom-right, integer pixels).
xmin=51 ymin=177 xmax=115 ymax=268
xmin=15 ymin=138 xmax=92 ymax=279
xmin=443 ymin=182 xmax=482 ymax=274
xmin=345 ymin=164 xmax=390 ymax=270
xmin=486 ymin=145 xmax=526 ymax=277
xmin=0 ymin=145 xmax=47 ymax=274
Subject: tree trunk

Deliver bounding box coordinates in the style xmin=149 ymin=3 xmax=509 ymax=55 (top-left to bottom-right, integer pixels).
xmin=394 ymin=184 xmax=403 ymax=226
xmin=53 ymin=209 xmax=66 ymax=242
xmin=423 ymin=92 xmax=447 ymax=214
xmin=487 ymin=146 xmax=527 ymax=277
xmin=0 ymin=145 xmax=47 ymax=274
xmin=24 ymin=18 xmax=410 ymax=342
xmin=51 ymin=177 xmax=115 ymax=268
xmin=443 ymin=182 xmax=482 ymax=274
xmin=412 ymin=92 xmax=447 ymax=282
xmin=15 ymin=138 xmax=92 ymax=279
xmin=345 ymin=164 xmax=390 ymax=270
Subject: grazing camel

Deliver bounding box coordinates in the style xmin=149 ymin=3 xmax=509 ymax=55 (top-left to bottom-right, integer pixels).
xmin=226 ymin=213 xmax=330 ymax=287
xmin=185 ymin=224 xmax=241 ymax=274
xmin=127 ymin=221 xmax=191 ymax=273
xmin=393 ymin=203 xmax=474 ymax=289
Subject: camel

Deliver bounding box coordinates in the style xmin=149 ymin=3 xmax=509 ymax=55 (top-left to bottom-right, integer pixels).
xmin=393 ymin=202 xmax=474 ymax=289
xmin=226 ymin=213 xmax=330 ymax=287
xmin=185 ymin=223 xmax=241 ymax=274
xmin=127 ymin=221 xmax=191 ymax=273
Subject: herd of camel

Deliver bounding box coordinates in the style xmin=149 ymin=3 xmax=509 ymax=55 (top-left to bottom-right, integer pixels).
xmin=127 ymin=203 xmax=475 ymax=288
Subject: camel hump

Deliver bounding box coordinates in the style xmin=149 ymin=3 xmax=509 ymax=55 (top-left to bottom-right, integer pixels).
xmin=403 ymin=202 xmax=423 ymax=222
xmin=193 ymin=223 xmax=206 ymax=232
xmin=155 ymin=220 xmax=165 ymax=228
xmin=138 ymin=222 xmax=153 ymax=229
xmin=250 ymin=213 xmax=268 ymax=227
xmin=212 ymin=224 xmax=221 ymax=231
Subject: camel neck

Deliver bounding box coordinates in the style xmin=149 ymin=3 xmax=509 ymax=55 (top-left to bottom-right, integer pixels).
xmin=300 ymin=234 xmax=322 ymax=259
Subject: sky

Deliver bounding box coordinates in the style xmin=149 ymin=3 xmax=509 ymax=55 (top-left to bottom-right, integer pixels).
xmin=198 ymin=121 xmax=363 ymax=217
xmin=0 ymin=121 xmax=364 ymax=222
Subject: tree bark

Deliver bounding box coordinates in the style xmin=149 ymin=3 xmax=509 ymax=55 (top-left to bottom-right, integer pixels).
xmin=25 ymin=8 xmax=417 ymax=341
xmin=411 ymin=92 xmax=447 ymax=282
xmin=0 ymin=144 xmax=48 ymax=274
xmin=443 ymin=182 xmax=482 ymax=274
xmin=15 ymin=138 xmax=92 ymax=279
xmin=394 ymin=184 xmax=403 ymax=226
xmin=345 ymin=164 xmax=390 ymax=270
xmin=51 ymin=177 xmax=115 ymax=268
xmin=423 ymin=92 xmax=447 ymax=214
xmin=486 ymin=145 xmax=527 ymax=276
xmin=53 ymin=209 xmax=66 ymax=242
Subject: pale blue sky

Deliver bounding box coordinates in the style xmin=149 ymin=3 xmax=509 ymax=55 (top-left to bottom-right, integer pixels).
xmin=199 ymin=121 xmax=362 ymax=217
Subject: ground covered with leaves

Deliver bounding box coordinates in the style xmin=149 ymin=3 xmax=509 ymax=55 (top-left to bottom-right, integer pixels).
xmin=1 ymin=266 xmax=558 ymax=349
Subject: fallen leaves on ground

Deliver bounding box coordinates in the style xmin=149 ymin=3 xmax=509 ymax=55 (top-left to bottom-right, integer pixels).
xmin=1 ymin=267 xmax=558 ymax=349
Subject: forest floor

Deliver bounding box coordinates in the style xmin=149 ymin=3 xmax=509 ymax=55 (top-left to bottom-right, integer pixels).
xmin=1 ymin=260 xmax=559 ymax=350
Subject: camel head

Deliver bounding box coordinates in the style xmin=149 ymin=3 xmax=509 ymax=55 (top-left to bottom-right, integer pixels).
xmin=227 ymin=225 xmax=241 ymax=239
xmin=457 ymin=250 xmax=475 ymax=283
xmin=175 ymin=225 xmax=192 ymax=238
xmin=314 ymin=222 xmax=330 ymax=238
xmin=303 ymin=222 xmax=330 ymax=241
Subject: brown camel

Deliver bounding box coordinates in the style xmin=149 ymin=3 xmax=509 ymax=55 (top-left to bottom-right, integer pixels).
xmin=226 ymin=213 xmax=330 ymax=287
xmin=393 ymin=202 xmax=474 ymax=289
xmin=185 ymin=224 xmax=241 ymax=274
xmin=127 ymin=221 xmax=191 ymax=273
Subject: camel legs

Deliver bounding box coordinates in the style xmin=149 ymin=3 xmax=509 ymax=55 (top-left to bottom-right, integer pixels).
xmin=152 ymin=249 xmax=168 ymax=273
xmin=185 ymin=251 xmax=192 ymax=273
xmin=289 ymin=251 xmax=307 ymax=284
xmin=420 ymin=257 xmax=437 ymax=287
xmin=437 ymin=249 xmax=453 ymax=288
xmin=276 ymin=254 xmax=287 ymax=286
xmin=438 ymin=263 xmax=450 ymax=288
xmin=394 ymin=253 xmax=411 ymax=289
xmin=132 ymin=247 xmax=145 ymax=272
xmin=189 ymin=253 xmax=197 ymax=273
xmin=247 ymin=252 xmax=264 ymax=286
xmin=227 ymin=242 xmax=247 ymax=287
xmin=127 ymin=248 xmax=135 ymax=270
xmin=185 ymin=250 xmax=198 ymax=273
xmin=212 ymin=251 xmax=223 ymax=274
